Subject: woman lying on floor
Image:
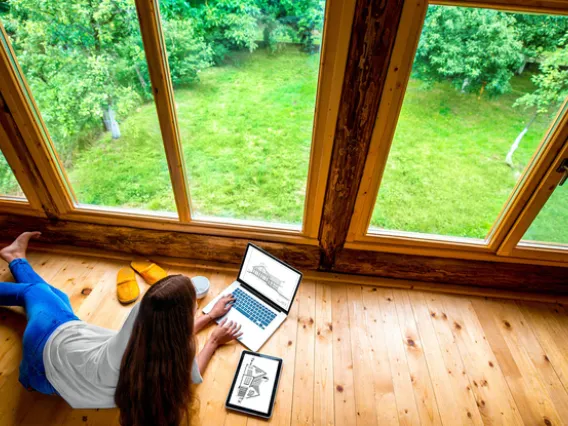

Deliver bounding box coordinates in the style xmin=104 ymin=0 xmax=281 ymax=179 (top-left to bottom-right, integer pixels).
xmin=0 ymin=232 xmax=241 ymax=426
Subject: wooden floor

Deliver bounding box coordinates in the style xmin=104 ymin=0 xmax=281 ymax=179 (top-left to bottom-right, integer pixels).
xmin=0 ymin=251 xmax=567 ymax=425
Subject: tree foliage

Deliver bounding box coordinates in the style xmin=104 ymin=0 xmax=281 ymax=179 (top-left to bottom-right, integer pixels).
xmin=2 ymin=0 xmax=567 ymax=168
xmin=4 ymin=0 xmax=149 ymax=157
xmin=0 ymin=0 xmax=325 ymax=161
xmin=514 ymin=14 xmax=568 ymax=62
xmin=515 ymin=44 xmax=568 ymax=113
xmin=414 ymin=6 xmax=524 ymax=96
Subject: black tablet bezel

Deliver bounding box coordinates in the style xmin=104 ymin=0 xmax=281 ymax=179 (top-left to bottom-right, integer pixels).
xmin=225 ymin=350 xmax=283 ymax=419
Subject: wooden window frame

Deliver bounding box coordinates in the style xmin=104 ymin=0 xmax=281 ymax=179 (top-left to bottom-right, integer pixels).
xmin=1 ymin=0 xmax=566 ymax=268
xmin=0 ymin=0 xmax=565 ymax=293
xmin=0 ymin=114 xmax=39 ymax=216
xmin=497 ymin=133 xmax=568 ymax=261
xmin=345 ymin=0 xmax=568 ymax=266
xmin=0 ymin=0 xmax=353 ymax=244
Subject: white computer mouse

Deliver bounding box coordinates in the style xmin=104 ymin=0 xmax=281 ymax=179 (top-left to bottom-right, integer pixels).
xmin=191 ymin=276 xmax=210 ymax=300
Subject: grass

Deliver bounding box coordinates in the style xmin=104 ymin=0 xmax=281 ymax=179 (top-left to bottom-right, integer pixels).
xmin=370 ymin=76 xmax=567 ymax=240
xmin=0 ymin=152 xmax=25 ymax=198
xmin=17 ymin=47 xmax=567 ymax=242
xmin=69 ymin=48 xmax=318 ymax=223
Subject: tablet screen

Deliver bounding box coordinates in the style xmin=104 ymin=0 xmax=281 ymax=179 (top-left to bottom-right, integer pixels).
xmin=226 ymin=351 xmax=282 ymax=418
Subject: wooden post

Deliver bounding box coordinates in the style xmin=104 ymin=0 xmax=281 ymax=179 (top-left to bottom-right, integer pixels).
xmin=318 ymin=0 xmax=405 ymax=269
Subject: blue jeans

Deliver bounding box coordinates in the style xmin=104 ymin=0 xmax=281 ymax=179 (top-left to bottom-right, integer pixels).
xmin=1 ymin=258 xmax=78 ymax=394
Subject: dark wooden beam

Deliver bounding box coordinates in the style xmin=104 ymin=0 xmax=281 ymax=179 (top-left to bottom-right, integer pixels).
xmin=0 ymin=215 xmax=320 ymax=270
xmin=334 ymin=248 xmax=568 ymax=294
xmin=318 ymin=0 xmax=405 ymax=269
xmin=1 ymin=214 xmax=566 ymax=294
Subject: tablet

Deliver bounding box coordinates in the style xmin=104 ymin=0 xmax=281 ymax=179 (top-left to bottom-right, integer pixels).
xmin=226 ymin=351 xmax=283 ymax=419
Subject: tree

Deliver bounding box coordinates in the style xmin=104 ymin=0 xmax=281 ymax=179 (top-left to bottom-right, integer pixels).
xmin=1 ymin=0 xmax=325 ymax=164
xmin=256 ymin=0 xmax=325 ymax=52
xmin=3 ymin=0 xmax=214 ymax=160
xmin=4 ymin=0 xmax=146 ymax=156
xmin=162 ymin=18 xmax=213 ymax=87
xmin=413 ymin=6 xmax=523 ymax=96
xmin=193 ymin=0 xmax=261 ymax=63
xmin=513 ymin=13 xmax=568 ymax=72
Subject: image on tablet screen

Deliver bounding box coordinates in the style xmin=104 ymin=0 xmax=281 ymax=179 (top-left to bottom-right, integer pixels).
xmin=228 ymin=353 xmax=280 ymax=415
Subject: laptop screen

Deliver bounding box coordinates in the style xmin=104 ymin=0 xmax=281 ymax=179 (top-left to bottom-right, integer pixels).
xmin=238 ymin=244 xmax=302 ymax=312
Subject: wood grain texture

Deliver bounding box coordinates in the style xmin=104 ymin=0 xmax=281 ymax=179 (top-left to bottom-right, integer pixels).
xmin=0 ymin=214 xmax=320 ymax=270
xmin=334 ymin=247 xmax=568 ymax=294
xmin=3 ymin=213 xmax=568 ymax=295
xmin=318 ymin=0 xmax=405 ymax=268
xmin=134 ymin=0 xmax=192 ymax=222
xmin=0 ymin=250 xmax=568 ymax=424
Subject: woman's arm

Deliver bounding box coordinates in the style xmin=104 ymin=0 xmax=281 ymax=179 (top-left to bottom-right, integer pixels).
xmin=196 ymin=319 xmax=242 ymax=374
xmin=194 ymin=294 xmax=236 ymax=334
xmin=194 ymin=314 xmax=212 ymax=334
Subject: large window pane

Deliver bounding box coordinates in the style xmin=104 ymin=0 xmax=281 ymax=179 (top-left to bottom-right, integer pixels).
xmin=369 ymin=6 xmax=568 ymax=239
xmin=0 ymin=151 xmax=25 ymax=198
xmin=521 ymin=183 xmax=567 ymax=245
xmin=2 ymin=0 xmax=176 ymax=214
xmin=161 ymin=0 xmax=325 ymax=226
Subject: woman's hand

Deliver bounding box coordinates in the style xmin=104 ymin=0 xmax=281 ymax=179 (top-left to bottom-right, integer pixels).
xmin=209 ymin=319 xmax=243 ymax=347
xmin=208 ymin=294 xmax=236 ymax=319
xmin=198 ymin=319 xmax=243 ymax=374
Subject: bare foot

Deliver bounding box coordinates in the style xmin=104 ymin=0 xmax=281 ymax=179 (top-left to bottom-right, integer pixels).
xmin=0 ymin=232 xmax=41 ymax=263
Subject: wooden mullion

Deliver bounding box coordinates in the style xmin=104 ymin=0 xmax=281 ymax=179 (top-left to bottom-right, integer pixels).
xmin=346 ymin=0 xmax=428 ymax=243
xmin=301 ymin=0 xmax=356 ymax=238
xmin=318 ymin=0 xmax=406 ymax=268
xmin=134 ymin=0 xmax=192 ymax=223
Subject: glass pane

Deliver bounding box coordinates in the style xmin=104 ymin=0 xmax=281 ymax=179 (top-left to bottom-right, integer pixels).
xmin=160 ymin=0 xmax=326 ymax=226
xmin=0 ymin=151 xmax=26 ymax=198
xmin=369 ymin=6 xmax=568 ymax=239
xmin=2 ymin=0 xmax=176 ymax=214
xmin=521 ymin=184 xmax=567 ymax=245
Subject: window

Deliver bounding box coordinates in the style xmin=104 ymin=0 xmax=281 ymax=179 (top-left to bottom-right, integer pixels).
xmin=1 ymin=0 xmax=567 ymax=270
xmin=160 ymin=0 xmax=326 ymax=226
xmin=0 ymin=150 xmax=25 ymax=199
xmin=2 ymin=0 xmax=176 ymax=214
xmin=368 ymin=6 xmax=568 ymax=240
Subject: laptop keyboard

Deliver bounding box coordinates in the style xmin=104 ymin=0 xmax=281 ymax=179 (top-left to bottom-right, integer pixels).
xmin=232 ymin=287 xmax=277 ymax=329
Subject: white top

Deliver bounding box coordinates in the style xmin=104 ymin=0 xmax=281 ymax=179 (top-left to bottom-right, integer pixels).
xmin=43 ymin=303 xmax=203 ymax=409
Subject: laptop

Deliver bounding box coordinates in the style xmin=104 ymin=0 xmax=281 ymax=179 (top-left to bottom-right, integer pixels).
xmin=203 ymin=243 xmax=303 ymax=352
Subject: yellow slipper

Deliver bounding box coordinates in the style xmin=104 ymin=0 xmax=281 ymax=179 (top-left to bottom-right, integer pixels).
xmin=117 ymin=267 xmax=139 ymax=304
xmin=130 ymin=260 xmax=167 ymax=285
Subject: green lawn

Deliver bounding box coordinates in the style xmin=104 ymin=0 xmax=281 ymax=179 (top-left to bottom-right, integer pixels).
xmin=371 ymin=77 xmax=567 ymax=240
xmin=8 ymin=47 xmax=565 ymax=242
xmin=69 ymin=48 xmax=318 ymax=223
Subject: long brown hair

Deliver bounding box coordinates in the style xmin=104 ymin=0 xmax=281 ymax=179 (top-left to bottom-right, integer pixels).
xmin=115 ymin=274 xmax=197 ymax=426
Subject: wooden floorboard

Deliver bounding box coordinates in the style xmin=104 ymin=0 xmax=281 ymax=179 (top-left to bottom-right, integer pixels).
xmin=0 ymin=251 xmax=567 ymax=425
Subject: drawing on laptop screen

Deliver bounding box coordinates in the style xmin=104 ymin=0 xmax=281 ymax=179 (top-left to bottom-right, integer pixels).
xmin=239 ymin=246 xmax=301 ymax=311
